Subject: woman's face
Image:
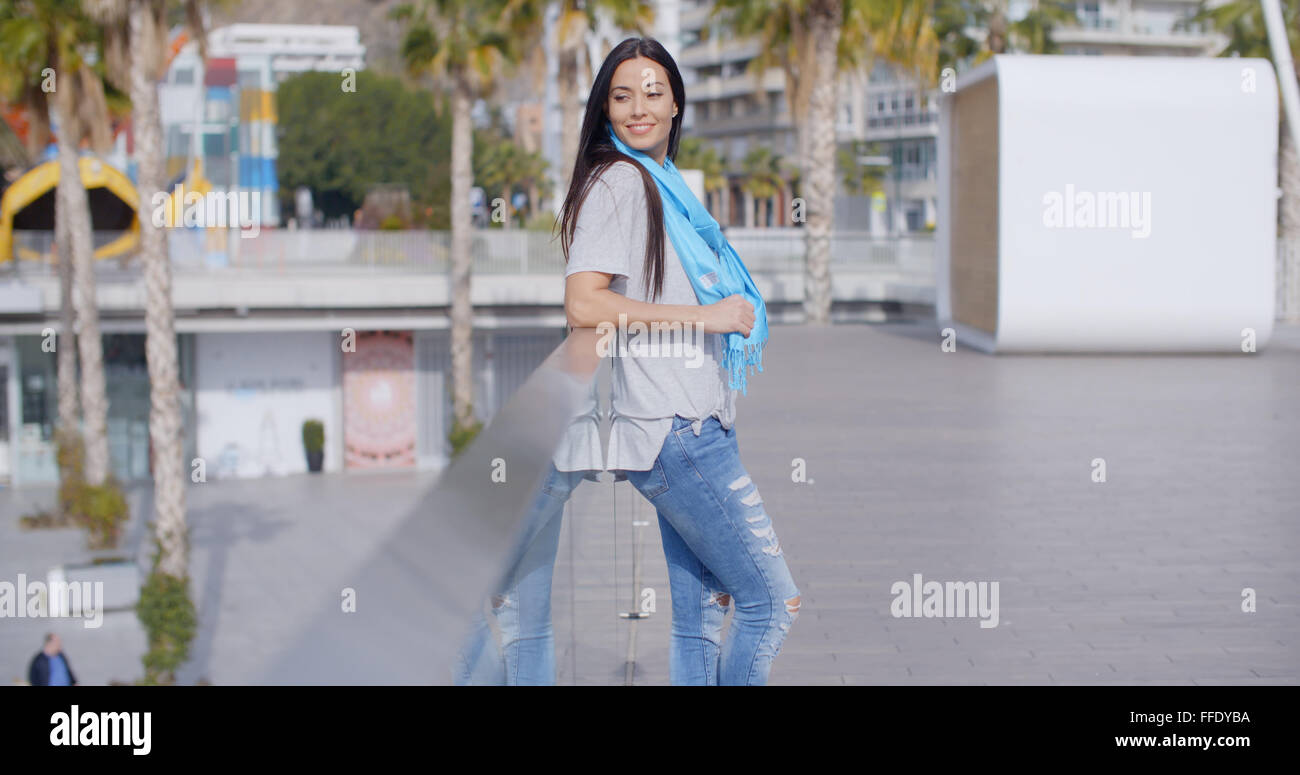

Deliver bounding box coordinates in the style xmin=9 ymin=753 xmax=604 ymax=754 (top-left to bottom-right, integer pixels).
xmin=606 ymin=56 xmax=678 ymax=167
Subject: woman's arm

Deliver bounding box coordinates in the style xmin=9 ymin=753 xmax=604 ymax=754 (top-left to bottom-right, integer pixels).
xmin=566 ymin=270 xmax=755 ymax=336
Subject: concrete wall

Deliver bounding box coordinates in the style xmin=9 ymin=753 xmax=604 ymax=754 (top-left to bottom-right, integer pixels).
xmin=194 ymin=331 xmax=341 ymax=478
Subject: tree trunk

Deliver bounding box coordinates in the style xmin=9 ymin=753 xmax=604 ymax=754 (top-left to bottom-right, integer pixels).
xmin=131 ymin=0 xmax=188 ymax=580
xmin=56 ymin=97 xmax=110 ymax=485
xmin=988 ymin=5 xmax=1008 ymax=55
xmin=1280 ymin=112 xmax=1300 ymax=321
xmin=802 ymin=0 xmax=842 ymax=325
xmin=54 ymin=161 xmax=80 ymax=439
xmin=450 ymin=80 xmax=475 ymax=431
xmin=559 ymin=48 xmax=580 ymax=202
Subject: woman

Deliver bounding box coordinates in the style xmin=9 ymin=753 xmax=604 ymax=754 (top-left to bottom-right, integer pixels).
xmin=561 ymin=37 xmax=800 ymax=686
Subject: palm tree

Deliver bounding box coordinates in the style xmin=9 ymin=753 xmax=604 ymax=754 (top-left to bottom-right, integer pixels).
xmin=473 ymin=106 xmax=552 ymax=227
xmin=0 ymin=3 xmax=79 ymax=458
xmin=984 ymin=0 xmax=1008 ymax=58
xmin=0 ymin=0 xmax=115 ymax=487
xmin=552 ymin=0 xmax=654 ymax=201
xmin=932 ymin=0 xmax=984 ymax=72
xmin=712 ymin=0 xmax=937 ymax=323
xmin=393 ymin=0 xmax=544 ymax=447
xmin=837 ymin=139 xmax=888 ymax=196
xmin=740 ymin=146 xmax=788 ymax=228
xmin=676 ymin=135 xmax=729 ymax=222
xmin=938 ymin=0 xmax=1075 ymax=66
xmin=1191 ymin=0 xmax=1299 ymax=319
xmin=90 ymin=0 xmax=201 ymax=582
xmin=85 ymin=0 xmax=208 ymax=683
xmin=1008 ymin=0 xmax=1077 ymax=54
xmin=515 ymin=149 xmax=551 ymax=222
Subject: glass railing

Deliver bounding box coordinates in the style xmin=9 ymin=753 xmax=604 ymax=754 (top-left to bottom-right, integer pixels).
xmin=248 ymin=326 xmax=661 ymax=684
xmin=2 ymin=228 xmax=938 ymax=282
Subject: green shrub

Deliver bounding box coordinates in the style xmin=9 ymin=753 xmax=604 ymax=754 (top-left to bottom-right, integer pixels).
xmin=136 ymin=568 xmax=197 ymax=686
xmin=379 ymin=214 xmax=406 ymax=230
xmin=448 ymin=416 xmax=483 ymax=459
xmin=56 ymin=428 xmax=86 ymax=522
xmin=524 ymin=211 xmax=558 ymax=232
xmin=23 ymin=430 xmax=129 ymax=549
xmin=80 ymin=481 xmax=128 ymax=550
xmin=302 ymin=419 xmax=325 ymax=453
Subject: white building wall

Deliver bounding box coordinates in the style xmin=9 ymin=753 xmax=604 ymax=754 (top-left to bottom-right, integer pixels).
xmin=195 ymin=331 xmax=341 ymax=478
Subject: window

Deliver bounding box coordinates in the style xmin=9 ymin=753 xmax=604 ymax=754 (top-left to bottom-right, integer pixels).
xmin=173 ymin=67 xmax=194 ymax=85
xmin=17 ymin=336 xmax=54 ymax=441
xmin=1080 ymin=1 xmax=1100 ymax=28
xmin=206 ymin=157 xmax=231 ymax=188
xmin=905 ymin=200 xmax=925 ymax=232
xmin=203 ymin=131 xmax=229 ymax=158
xmin=205 ymin=98 xmax=230 ymax=123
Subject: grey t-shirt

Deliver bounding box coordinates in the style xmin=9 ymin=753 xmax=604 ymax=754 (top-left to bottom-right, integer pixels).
xmin=564 ymin=160 xmax=737 ymax=472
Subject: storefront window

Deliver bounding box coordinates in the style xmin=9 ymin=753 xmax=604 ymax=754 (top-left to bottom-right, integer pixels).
xmin=17 ymin=335 xmax=55 ymax=442
xmin=9 ymin=333 xmax=197 ymax=485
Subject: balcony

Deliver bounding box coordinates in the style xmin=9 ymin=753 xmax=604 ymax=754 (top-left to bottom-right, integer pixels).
xmin=0 ymin=228 xmax=939 ymax=322
xmin=1053 ymin=16 xmax=1222 ymax=50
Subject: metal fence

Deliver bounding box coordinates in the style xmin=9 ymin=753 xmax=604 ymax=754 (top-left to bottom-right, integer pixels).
xmin=5 ymin=227 xmax=935 ymax=278
xmin=1279 ymin=238 xmax=1300 ymax=322
xmin=8 ymin=228 xmax=1299 ymax=320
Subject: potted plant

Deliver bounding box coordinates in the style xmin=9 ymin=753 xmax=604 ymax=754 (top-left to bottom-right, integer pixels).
xmin=302 ymin=419 xmax=324 ymax=473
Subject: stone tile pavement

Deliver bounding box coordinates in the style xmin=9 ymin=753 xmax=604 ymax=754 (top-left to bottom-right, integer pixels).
xmin=2 ymin=320 xmax=1297 ymax=684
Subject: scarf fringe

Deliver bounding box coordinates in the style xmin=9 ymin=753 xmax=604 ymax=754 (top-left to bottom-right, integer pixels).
xmin=724 ymin=336 xmax=766 ymax=396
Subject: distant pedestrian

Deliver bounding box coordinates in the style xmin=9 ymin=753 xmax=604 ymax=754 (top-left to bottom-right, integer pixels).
xmin=28 ymin=633 xmax=77 ymax=686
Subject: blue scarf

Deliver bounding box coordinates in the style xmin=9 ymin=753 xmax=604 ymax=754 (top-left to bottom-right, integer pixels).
xmin=605 ymin=119 xmax=768 ymax=395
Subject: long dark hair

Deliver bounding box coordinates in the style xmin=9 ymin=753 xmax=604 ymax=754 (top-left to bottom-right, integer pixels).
xmin=558 ymin=37 xmax=686 ymax=303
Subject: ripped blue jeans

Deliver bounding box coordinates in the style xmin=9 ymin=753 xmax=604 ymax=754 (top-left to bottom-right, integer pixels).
xmin=625 ymin=415 xmax=801 ymax=686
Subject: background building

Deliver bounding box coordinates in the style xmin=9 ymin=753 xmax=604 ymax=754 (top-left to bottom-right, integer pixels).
xmin=158 ymin=24 xmax=368 ymax=228
xmin=1044 ymin=0 xmax=1222 ymax=56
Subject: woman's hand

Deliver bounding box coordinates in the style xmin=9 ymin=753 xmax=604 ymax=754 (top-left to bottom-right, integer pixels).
xmin=703 ymin=295 xmax=755 ymax=337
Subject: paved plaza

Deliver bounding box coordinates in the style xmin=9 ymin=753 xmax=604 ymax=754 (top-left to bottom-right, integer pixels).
xmin=3 ymin=319 xmax=1298 ymax=684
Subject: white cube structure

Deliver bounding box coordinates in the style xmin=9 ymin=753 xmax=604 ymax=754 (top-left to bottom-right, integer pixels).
xmin=937 ymin=55 xmax=1279 ymax=353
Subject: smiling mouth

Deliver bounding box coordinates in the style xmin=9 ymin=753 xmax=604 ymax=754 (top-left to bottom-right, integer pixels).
xmin=627 ymin=123 xmax=655 ymax=131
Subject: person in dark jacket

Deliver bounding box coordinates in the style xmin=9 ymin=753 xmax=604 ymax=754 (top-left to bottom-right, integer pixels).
xmin=28 ymin=633 xmax=77 ymax=686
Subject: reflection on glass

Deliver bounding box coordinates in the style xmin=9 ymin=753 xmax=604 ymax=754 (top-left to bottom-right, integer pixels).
xmin=452 ymin=376 xmax=603 ymax=685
